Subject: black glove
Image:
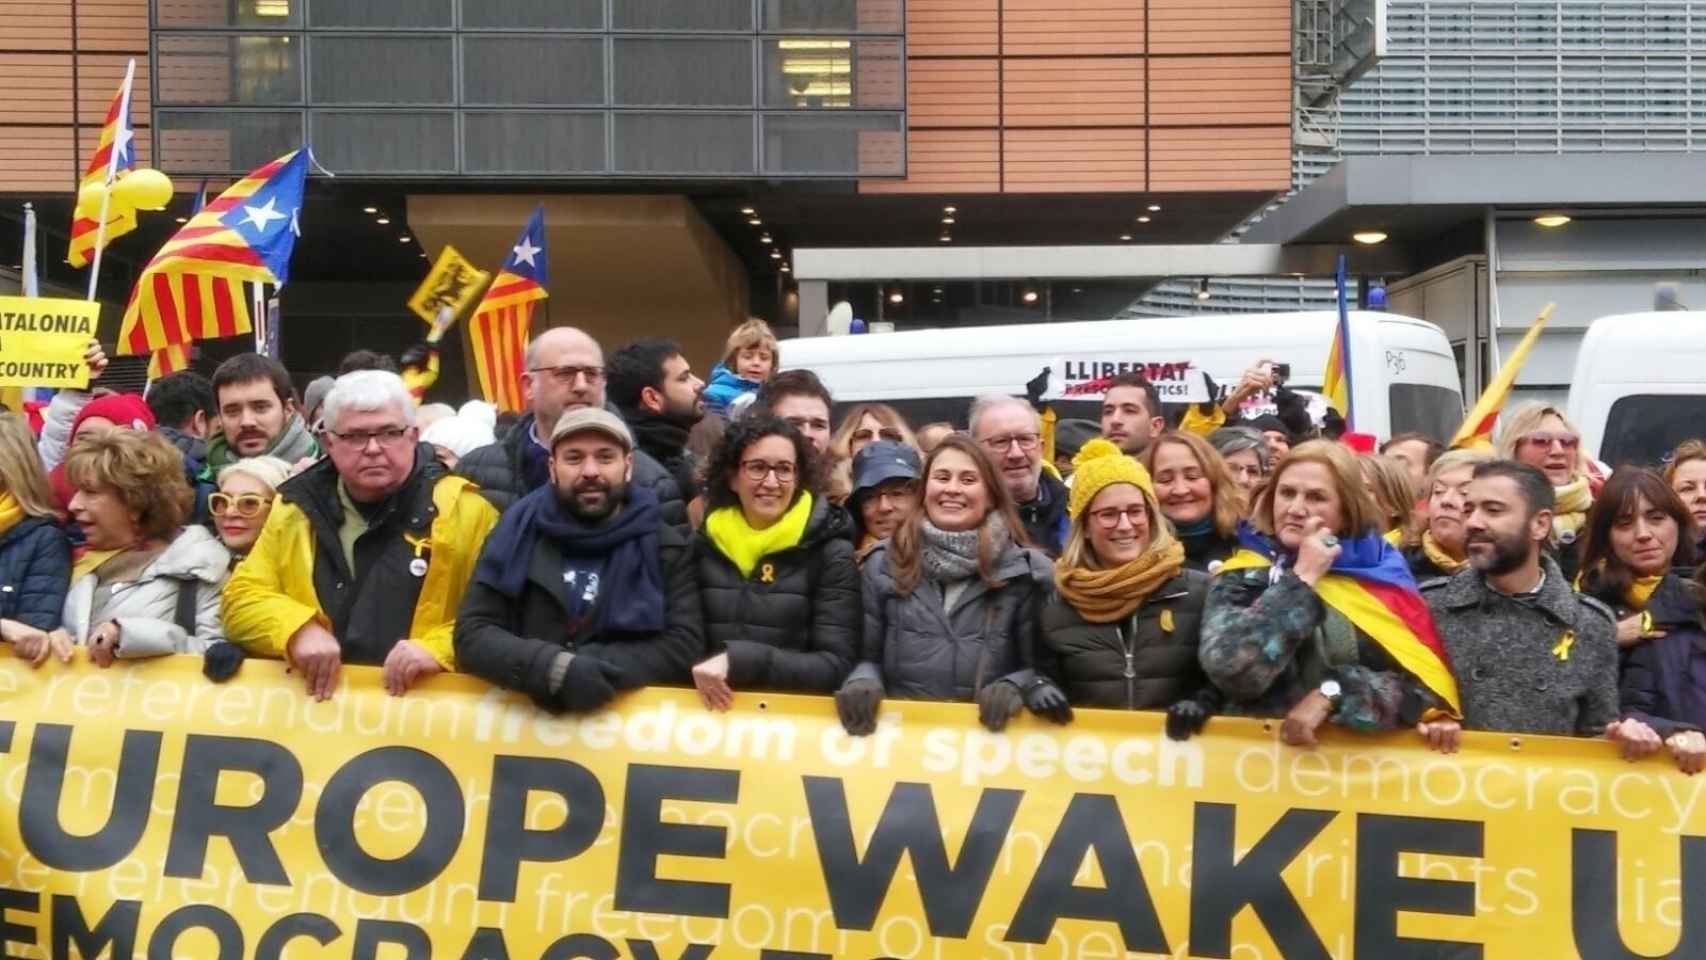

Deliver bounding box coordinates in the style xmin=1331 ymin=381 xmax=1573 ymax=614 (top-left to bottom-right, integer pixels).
xmin=557 ymin=655 xmax=624 ymax=713
xmin=1023 ymin=678 xmax=1073 ymax=725
xmin=400 ymin=341 xmax=435 ymax=371
xmin=202 ymin=641 xmax=245 ymax=682
xmin=977 ymin=680 xmax=1025 ymax=733
xmin=1165 ymin=698 xmax=1211 ymax=741
xmin=835 ymin=678 xmax=884 ymax=737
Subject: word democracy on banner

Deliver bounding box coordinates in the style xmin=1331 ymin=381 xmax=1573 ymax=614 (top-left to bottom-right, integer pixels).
xmin=0 ymin=297 xmax=98 ymax=389
xmin=0 ymin=652 xmax=1698 ymax=960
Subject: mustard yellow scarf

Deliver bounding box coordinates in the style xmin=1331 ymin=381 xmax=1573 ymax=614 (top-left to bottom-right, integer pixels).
xmin=1552 ymin=475 xmax=1593 ymax=542
xmin=705 ymin=492 xmax=814 ymax=579
xmin=1054 ymin=541 xmax=1186 ymax=624
xmin=0 ymin=492 xmax=21 ymax=540
xmin=1421 ymin=531 xmax=1469 ymax=575
xmin=1627 ymin=574 xmax=1664 ymax=612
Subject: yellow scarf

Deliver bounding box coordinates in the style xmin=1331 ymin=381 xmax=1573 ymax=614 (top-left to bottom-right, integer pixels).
xmin=1421 ymin=531 xmax=1469 ymax=575
xmin=705 ymin=491 xmax=814 ymax=579
xmin=1627 ymin=574 xmax=1664 ymax=612
xmin=1552 ymin=475 xmax=1593 ymax=542
xmin=72 ymin=548 xmax=122 ymax=581
xmin=1054 ymin=540 xmax=1186 ymax=624
xmin=0 ymin=492 xmax=21 ymax=539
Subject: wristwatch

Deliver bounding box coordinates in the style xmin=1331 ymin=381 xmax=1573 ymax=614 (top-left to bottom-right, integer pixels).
xmin=1319 ymin=679 xmax=1343 ymax=705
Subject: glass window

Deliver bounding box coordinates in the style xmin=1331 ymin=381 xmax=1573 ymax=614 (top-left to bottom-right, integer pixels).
xmin=762 ymin=0 xmax=902 ymax=33
xmin=613 ymin=113 xmax=754 ymax=173
xmin=762 ymin=113 xmax=902 ymax=174
xmin=464 ymin=112 xmax=606 ymax=173
xmin=1600 ymin=395 xmax=1706 ymax=468
xmin=156 ymin=0 xmax=301 ymax=27
xmin=461 ymin=0 xmax=602 ymax=30
xmin=1387 ymin=384 xmax=1464 ymax=447
xmin=762 ymin=38 xmax=900 ymax=109
xmin=157 ymin=35 xmax=303 ymax=105
xmin=462 ymin=37 xmax=604 ymax=105
xmin=309 ymin=111 xmax=456 ymax=172
xmin=308 ymin=0 xmax=452 ymax=27
xmin=612 ymin=38 xmax=753 ymax=107
xmin=155 ymin=110 xmax=305 ymax=174
xmin=309 ymin=35 xmax=453 ymax=104
xmin=613 ymin=0 xmax=752 ymax=30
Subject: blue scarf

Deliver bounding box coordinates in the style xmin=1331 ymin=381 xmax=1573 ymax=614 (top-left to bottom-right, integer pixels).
xmin=475 ymin=483 xmax=666 ymax=634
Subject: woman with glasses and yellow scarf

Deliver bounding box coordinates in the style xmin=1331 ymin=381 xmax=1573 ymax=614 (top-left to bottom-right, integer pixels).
xmin=211 ymin=456 xmax=292 ymax=560
xmin=1497 ymin=402 xmax=1600 ymax=581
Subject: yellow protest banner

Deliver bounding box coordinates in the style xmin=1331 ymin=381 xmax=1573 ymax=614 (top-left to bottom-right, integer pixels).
xmin=0 ymin=296 xmax=98 ymax=389
xmin=407 ymin=246 xmax=490 ymax=336
xmin=0 ymin=651 xmax=1697 ymax=960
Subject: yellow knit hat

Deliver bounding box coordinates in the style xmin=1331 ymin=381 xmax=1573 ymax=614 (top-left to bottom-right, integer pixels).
xmin=1068 ymin=438 xmax=1155 ymax=519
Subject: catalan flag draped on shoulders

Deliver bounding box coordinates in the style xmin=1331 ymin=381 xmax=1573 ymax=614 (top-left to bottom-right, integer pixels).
xmin=467 ymin=206 xmax=548 ymax=413
xmin=118 ymin=149 xmax=307 ymax=362
xmin=1218 ymin=523 xmax=1462 ymax=719
xmin=67 ymin=66 xmax=138 ymax=268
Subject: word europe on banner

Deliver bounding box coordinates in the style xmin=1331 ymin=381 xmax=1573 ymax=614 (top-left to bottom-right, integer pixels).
xmin=0 ymin=296 xmax=99 ymax=389
xmin=0 ymin=652 xmax=1699 ymax=960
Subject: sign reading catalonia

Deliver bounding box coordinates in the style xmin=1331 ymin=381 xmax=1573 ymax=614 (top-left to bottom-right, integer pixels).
xmin=0 ymin=652 xmax=1697 ymax=959
xmin=0 ymin=296 xmax=99 ymax=389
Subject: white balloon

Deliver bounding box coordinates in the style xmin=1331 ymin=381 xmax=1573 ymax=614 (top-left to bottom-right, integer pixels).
xmin=825 ymin=301 xmax=854 ymax=337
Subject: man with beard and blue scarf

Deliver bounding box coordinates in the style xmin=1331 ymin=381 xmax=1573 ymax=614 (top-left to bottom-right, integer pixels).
xmin=454 ymin=408 xmax=705 ymax=713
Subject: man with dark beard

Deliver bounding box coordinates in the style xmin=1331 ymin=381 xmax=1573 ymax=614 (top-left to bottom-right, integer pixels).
xmin=1419 ymin=461 xmax=1649 ymax=753
xmin=454 ymin=408 xmax=705 ymax=712
xmin=609 ymin=337 xmax=706 ymax=505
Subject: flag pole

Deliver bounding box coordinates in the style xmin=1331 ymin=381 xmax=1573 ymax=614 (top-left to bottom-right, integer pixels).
xmin=21 ymin=202 xmax=38 ymax=298
xmin=84 ymin=57 xmax=136 ymax=303
xmin=252 ymin=282 xmax=266 ymax=354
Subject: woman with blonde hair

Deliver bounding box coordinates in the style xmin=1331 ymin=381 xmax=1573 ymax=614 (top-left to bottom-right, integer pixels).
xmin=827 ymin=403 xmax=918 ymax=504
xmin=1144 ymin=431 xmax=1243 ymax=572
xmin=0 ymin=413 xmax=72 ymax=651
xmin=1039 ymin=439 xmax=1220 ymax=739
xmin=1496 ymin=401 xmax=1597 ymax=579
xmin=20 ymin=431 xmax=230 ymax=667
xmin=1665 ymin=438 xmax=1706 ymax=563
xmin=1200 ymin=440 xmax=1457 ymax=746
xmin=1361 ymin=453 xmax=1419 ymax=542
xmin=1402 ymin=448 xmax=1492 ymax=581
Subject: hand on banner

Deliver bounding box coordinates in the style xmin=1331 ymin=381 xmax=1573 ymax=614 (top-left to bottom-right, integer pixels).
xmin=558 ymin=655 xmax=624 ymax=712
xmin=87 ymin=621 xmax=121 ymax=667
xmin=1417 ymin=717 xmax=1463 ymax=754
xmin=382 ymin=639 xmax=443 ymax=696
xmin=1667 ymin=730 xmax=1706 ymax=775
xmin=287 ymin=621 xmax=342 ymax=701
xmin=692 ymin=652 xmax=735 ymax=712
xmin=835 ymin=677 xmax=884 ymax=736
xmin=976 ymin=679 xmax=1025 ymax=732
xmin=1023 ymin=677 xmax=1074 ymax=725
xmin=1165 ymin=699 xmax=1210 ymax=741
xmin=202 ymin=641 xmax=246 ymax=682
xmin=1605 ymin=717 xmax=1664 ymax=761
xmin=1281 ymin=689 xmax=1334 ymax=747
xmin=12 ymin=628 xmax=76 ymax=667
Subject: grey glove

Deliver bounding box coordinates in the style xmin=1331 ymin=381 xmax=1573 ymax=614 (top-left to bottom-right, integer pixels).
xmin=836 ymin=678 xmax=884 ymax=737
xmin=1023 ymin=677 xmax=1073 ymax=725
xmin=977 ymin=680 xmax=1025 ymax=732
xmin=556 ymin=655 xmax=624 ymax=713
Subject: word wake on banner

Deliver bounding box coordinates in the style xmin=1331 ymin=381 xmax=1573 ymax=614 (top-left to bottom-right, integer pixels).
xmin=0 ymin=653 xmax=1699 ymax=960
xmin=0 ymin=296 xmax=98 ymax=389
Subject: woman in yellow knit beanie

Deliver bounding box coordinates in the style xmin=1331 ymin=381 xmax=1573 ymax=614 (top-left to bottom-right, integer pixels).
xmin=1035 ymin=439 xmax=1222 ymax=739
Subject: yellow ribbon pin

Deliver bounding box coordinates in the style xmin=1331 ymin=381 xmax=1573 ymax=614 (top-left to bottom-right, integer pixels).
xmin=1160 ymin=609 xmax=1175 ymax=633
xmin=1552 ymin=629 xmax=1576 ymax=661
xmin=759 ymin=563 xmax=776 ymax=584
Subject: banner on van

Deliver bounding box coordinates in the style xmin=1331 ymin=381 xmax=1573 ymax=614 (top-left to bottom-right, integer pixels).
xmin=1043 ymin=357 xmax=1207 ymax=403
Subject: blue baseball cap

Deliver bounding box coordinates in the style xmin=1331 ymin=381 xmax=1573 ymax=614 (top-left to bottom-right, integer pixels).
xmin=851 ymin=441 xmax=922 ymax=499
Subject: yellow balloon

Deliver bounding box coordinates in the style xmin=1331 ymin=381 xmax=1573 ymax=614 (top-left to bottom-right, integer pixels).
xmin=110 ymin=168 xmax=174 ymax=212
xmin=76 ymin=180 xmax=108 ymax=217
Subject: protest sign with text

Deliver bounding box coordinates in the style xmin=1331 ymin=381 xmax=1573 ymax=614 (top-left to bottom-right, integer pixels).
xmin=0 ymin=297 xmax=99 ymax=389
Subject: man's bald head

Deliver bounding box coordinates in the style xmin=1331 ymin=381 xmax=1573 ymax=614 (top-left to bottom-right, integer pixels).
xmin=523 ymin=326 xmax=607 ymax=426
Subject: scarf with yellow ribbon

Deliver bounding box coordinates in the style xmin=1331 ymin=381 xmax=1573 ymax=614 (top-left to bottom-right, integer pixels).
xmin=1421 ymin=531 xmax=1469 ymax=575
xmin=705 ymin=492 xmax=814 ymax=579
xmin=1055 ymin=540 xmax=1186 ymax=623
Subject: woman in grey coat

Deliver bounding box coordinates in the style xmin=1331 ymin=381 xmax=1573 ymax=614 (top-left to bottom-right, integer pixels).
xmin=835 ymin=434 xmax=1068 ymax=736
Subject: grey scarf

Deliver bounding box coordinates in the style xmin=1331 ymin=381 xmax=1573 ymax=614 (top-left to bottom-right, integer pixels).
xmin=920 ymin=515 xmax=1009 ymax=583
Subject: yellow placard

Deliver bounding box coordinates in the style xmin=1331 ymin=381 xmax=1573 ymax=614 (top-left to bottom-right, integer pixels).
xmin=0 ymin=651 xmax=1699 ymax=959
xmin=0 ymin=296 xmax=98 ymax=389
xmin=407 ymin=245 xmax=491 ymax=331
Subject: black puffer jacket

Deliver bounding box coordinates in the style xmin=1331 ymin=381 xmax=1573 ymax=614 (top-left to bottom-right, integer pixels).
xmin=0 ymin=517 xmax=71 ymax=631
xmin=695 ymin=496 xmax=860 ymax=692
xmin=1038 ymin=568 xmax=1217 ymax=710
xmin=458 ymin=412 xmax=687 ymax=525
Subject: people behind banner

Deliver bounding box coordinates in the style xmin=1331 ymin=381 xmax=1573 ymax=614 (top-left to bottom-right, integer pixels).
xmin=455 ymin=408 xmax=704 ymax=714
xmin=47 ymin=393 xmax=157 ymax=514
xmin=33 ymin=340 xmax=110 ymax=474
xmin=222 ymin=371 xmax=499 ymax=699
xmin=420 ymin=413 xmax=495 ymax=472
xmin=1380 ymin=431 xmax=1445 ymax=502
xmin=211 ymin=456 xmax=291 ymax=558
xmin=1208 ymin=426 xmax=1270 ymax=502
xmin=456 ymin=328 xmax=687 ymax=526
xmin=1144 ymin=431 xmax=1242 ymax=573
xmin=836 ymin=435 xmax=1064 ymax=736
xmin=24 ymin=431 xmax=230 ymax=667
xmin=689 ymin=415 xmax=859 ymax=710
xmin=1403 ymin=448 xmax=1492 ymax=581
xmin=754 ymin=369 xmax=835 ymax=462
xmin=1496 ymin=402 xmax=1597 ymax=581
xmin=208 ymin=354 xmax=320 ymax=474
xmin=969 ymin=395 xmax=1068 ymax=556
xmin=703 ymin=318 xmax=779 ymax=420
xmin=1361 ymin=453 xmax=1418 ymax=542
xmin=1199 ymin=440 xmax=1451 ymax=746
xmin=849 ymin=440 xmax=922 ymax=563
xmin=1665 ymin=438 xmax=1706 ymax=564
xmin=608 ymin=337 xmax=708 ymax=509
xmin=1051 ymin=418 xmax=1100 ymax=481
xmin=1038 ymin=439 xmax=1218 ymax=739
xmin=1099 ymin=373 xmax=1167 ymax=459
xmin=827 ymin=403 xmax=918 ymax=505
xmin=0 ymin=413 xmax=71 ymax=646
xmin=915 ymin=422 xmax=955 ymax=455
xmin=146 ymin=370 xmax=219 ymax=523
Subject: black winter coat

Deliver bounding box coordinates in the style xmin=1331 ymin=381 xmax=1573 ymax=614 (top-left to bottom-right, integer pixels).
xmin=454 ymin=518 xmax=704 ymax=709
xmin=1616 ymin=574 xmax=1706 ymax=739
xmin=1037 ymin=569 xmax=1218 ymax=710
xmin=458 ymin=412 xmax=687 ymax=525
xmin=0 ymin=517 xmax=71 ymax=631
xmin=1179 ymin=527 xmax=1237 ymax=573
xmin=695 ymin=496 xmax=860 ymax=692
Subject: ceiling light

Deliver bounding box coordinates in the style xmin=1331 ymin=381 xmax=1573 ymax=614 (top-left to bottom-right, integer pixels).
xmin=888 ymin=286 xmax=905 ymax=305
xmin=1147 ymin=204 xmax=1162 ymax=212
xmin=760 ymin=233 xmax=772 ymax=243
xmin=1353 ymin=230 xmax=1388 ymax=245
xmin=1534 ymin=213 xmax=1572 ymax=228
xmin=943 ymin=205 xmax=957 ymax=214
xmin=932 ymin=286 xmax=944 ymax=295
xmin=770 ymin=250 xmax=782 ymax=259
xmin=1070 ymin=287 xmax=1083 ymax=294
xmin=939 ymin=235 xmax=952 ymax=242
xmin=1196 ymin=277 xmax=1211 ymax=301
xmin=376 ymin=217 xmax=391 ymax=225
xmin=363 ymin=206 xmax=378 ymax=214
xmin=941 ymin=217 xmax=955 ymax=225
xmin=1119 ymin=234 xmax=1133 ymax=241
xmin=174 ymin=216 xmax=187 ymax=223
xmin=255 ymin=0 xmax=290 ymax=16
xmin=1137 ymin=216 xmax=1151 ymax=224
xmin=748 ymin=218 xmax=762 ymax=226
xmin=1020 ymin=285 xmax=1039 ymax=305
xmin=740 ymin=206 xmax=756 ymax=215
xmin=780 ymin=263 xmax=791 ymax=272
xmin=399 ymin=235 xmax=412 ymax=244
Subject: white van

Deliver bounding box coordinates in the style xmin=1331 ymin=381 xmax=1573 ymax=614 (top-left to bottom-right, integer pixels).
xmin=1567 ymin=311 xmax=1706 ymax=467
xmin=780 ymin=311 xmax=1464 ymax=444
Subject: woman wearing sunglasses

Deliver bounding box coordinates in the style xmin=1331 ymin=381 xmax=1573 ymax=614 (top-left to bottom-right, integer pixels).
xmin=212 ymin=456 xmax=292 ymax=559
xmin=1496 ymin=403 xmax=1601 ymax=580
xmin=827 ymin=403 xmax=918 ymax=505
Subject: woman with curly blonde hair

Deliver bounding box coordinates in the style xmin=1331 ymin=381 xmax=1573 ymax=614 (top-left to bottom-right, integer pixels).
xmin=827 ymin=402 xmax=918 ymax=504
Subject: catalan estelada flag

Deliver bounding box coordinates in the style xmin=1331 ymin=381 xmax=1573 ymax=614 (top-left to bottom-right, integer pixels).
xmin=467 ymin=206 xmax=548 ymax=412
xmin=148 ymin=343 xmax=191 ymax=380
xmin=1217 ymin=524 xmax=1462 ymax=719
xmin=1321 ymin=254 xmax=1354 ymax=428
xmin=118 ymin=149 xmax=307 ymax=359
xmin=67 ymin=62 xmax=138 ymax=268
xmin=1451 ymin=302 xmax=1556 ymax=450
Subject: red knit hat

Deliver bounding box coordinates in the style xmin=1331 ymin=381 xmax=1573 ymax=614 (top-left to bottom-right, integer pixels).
xmin=70 ymin=393 xmax=156 ymax=438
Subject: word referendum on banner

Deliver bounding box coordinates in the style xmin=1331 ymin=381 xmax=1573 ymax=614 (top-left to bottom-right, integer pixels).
xmin=0 ymin=296 xmax=98 ymax=389
xmin=0 ymin=653 xmax=1697 ymax=960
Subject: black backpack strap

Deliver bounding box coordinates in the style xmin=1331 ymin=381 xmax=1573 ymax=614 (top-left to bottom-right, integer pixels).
xmin=174 ymin=579 xmax=199 ymax=637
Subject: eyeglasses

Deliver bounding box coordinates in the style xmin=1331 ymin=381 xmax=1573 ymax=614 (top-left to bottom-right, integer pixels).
xmin=528 ymin=364 xmax=606 ymax=387
xmin=740 ymin=459 xmax=797 ymax=483
xmin=210 ymin=493 xmax=270 ymax=518
xmin=1088 ymin=505 xmax=1147 ymax=529
xmin=1520 ymin=431 xmax=1579 ymax=451
xmin=326 ymin=426 xmax=412 ymax=449
xmin=980 ymin=433 xmax=1040 ymax=452
xmin=853 ymin=427 xmax=905 ymax=445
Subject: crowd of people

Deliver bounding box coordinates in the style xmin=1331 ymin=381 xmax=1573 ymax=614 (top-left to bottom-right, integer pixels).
xmin=3 ymin=318 xmax=1704 ymax=775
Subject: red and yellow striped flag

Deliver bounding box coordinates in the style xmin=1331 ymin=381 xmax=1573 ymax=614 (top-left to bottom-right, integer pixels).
xmin=147 ymin=343 xmax=191 ymax=380
xmin=1450 ymin=303 xmax=1556 ymax=450
xmin=67 ymin=65 xmax=138 ymax=268
xmin=467 ymin=206 xmax=548 ymax=413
